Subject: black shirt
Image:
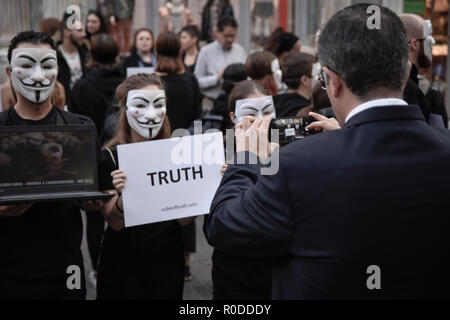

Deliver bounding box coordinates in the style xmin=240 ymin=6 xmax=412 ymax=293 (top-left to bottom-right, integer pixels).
xmin=161 ymin=72 xmax=202 ymax=131
xmin=0 ymin=107 xmax=92 ymax=279
xmin=273 ymin=93 xmax=311 ymax=117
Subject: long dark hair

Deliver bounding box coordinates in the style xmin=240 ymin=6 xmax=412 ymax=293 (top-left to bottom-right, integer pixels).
xmin=86 ymin=10 xmax=108 ymax=40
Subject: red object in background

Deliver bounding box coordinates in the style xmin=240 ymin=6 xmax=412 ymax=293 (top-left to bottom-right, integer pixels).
xmin=279 ymin=0 xmax=288 ymax=31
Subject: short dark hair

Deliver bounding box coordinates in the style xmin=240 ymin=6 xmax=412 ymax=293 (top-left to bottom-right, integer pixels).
xmin=180 ymin=25 xmax=200 ymax=50
xmin=317 ymin=4 xmax=409 ymax=99
xmin=282 ymin=52 xmax=314 ymax=89
xmin=222 ymin=63 xmax=247 ymax=94
xmin=217 ymin=16 xmax=238 ymax=32
xmin=88 ymin=34 xmax=119 ymax=68
xmin=7 ymin=31 xmax=55 ymax=63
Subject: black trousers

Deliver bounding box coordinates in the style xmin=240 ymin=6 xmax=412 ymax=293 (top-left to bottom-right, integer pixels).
xmin=0 ymin=275 xmax=86 ymax=300
xmin=97 ymin=225 xmax=185 ymax=300
xmin=86 ymin=211 xmax=105 ymax=271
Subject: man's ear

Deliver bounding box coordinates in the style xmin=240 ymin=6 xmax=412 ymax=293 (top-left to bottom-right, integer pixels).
xmin=409 ymin=39 xmax=419 ymax=52
xmin=300 ymin=75 xmax=309 ymax=87
xmin=5 ymin=66 xmax=11 ymax=80
xmin=323 ymin=66 xmax=341 ymax=98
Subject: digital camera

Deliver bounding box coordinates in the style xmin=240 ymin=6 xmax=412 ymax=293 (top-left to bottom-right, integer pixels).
xmin=269 ymin=116 xmax=320 ymax=146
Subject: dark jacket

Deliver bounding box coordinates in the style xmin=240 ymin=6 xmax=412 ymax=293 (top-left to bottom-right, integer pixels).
xmin=120 ymin=50 xmax=157 ymax=75
xmin=273 ymin=93 xmax=311 ymax=117
xmin=69 ymin=66 xmax=124 ymax=137
xmin=205 ymin=105 xmax=450 ymax=299
xmin=161 ymin=72 xmax=202 ymax=131
xmin=57 ymin=45 xmax=88 ymax=107
xmin=426 ymin=88 xmax=448 ymax=128
xmin=403 ymin=64 xmax=430 ymax=121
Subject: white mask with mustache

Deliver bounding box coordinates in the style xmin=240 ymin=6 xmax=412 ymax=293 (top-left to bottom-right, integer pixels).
xmin=235 ymin=96 xmax=276 ymax=124
xmin=10 ymin=48 xmax=58 ymax=104
xmin=126 ymin=90 xmax=167 ymax=139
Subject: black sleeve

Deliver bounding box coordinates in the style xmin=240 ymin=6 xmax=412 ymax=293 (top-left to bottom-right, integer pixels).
xmin=427 ymin=89 xmax=448 ymax=128
xmin=204 ymin=152 xmax=294 ymax=259
xmin=191 ymin=73 xmax=203 ymax=120
xmin=98 ymin=149 xmax=118 ymax=191
xmin=403 ymin=80 xmax=430 ymax=121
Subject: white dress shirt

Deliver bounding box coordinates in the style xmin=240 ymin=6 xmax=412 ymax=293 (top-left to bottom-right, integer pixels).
xmin=345 ymin=98 xmax=408 ymax=124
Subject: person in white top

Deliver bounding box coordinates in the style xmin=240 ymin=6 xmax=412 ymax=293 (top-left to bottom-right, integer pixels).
xmin=194 ymin=16 xmax=247 ymax=102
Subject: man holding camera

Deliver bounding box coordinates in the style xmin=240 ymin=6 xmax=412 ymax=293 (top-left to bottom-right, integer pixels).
xmin=204 ymin=4 xmax=450 ymax=299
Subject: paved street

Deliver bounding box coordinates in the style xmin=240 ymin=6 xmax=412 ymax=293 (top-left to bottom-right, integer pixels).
xmin=81 ymin=213 xmax=213 ymax=300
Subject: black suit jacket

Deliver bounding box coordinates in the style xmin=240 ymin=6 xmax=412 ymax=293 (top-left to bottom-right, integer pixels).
xmin=205 ymin=105 xmax=450 ymax=299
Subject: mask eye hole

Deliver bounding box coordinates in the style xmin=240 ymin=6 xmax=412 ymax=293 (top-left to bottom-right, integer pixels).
xmin=21 ymin=64 xmax=32 ymax=69
xmin=136 ymin=105 xmax=146 ymax=109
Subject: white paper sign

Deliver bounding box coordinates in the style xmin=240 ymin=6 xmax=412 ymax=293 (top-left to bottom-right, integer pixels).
xmin=117 ymin=132 xmax=225 ymax=227
xmin=126 ymin=67 xmax=155 ymax=78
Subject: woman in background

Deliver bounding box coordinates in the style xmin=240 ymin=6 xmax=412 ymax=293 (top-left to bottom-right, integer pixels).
xmin=155 ymin=31 xmax=202 ymax=131
xmin=86 ymin=10 xmax=109 ymax=43
xmin=265 ymin=27 xmax=301 ymax=63
xmin=180 ymin=25 xmax=200 ymax=73
xmin=245 ymin=51 xmax=282 ymax=96
xmin=121 ymin=28 xmax=157 ymax=74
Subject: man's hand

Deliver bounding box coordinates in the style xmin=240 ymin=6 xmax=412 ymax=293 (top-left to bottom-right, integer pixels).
xmin=306 ymin=112 xmax=341 ymax=132
xmin=75 ymin=199 xmax=105 ymax=212
xmin=216 ymin=68 xmax=226 ymax=82
xmin=0 ymin=204 xmax=33 ymax=218
xmin=236 ymin=116 xmax=279 ymax=162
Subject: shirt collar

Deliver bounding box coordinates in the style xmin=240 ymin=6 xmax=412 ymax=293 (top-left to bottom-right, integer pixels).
xmin=345 ymin=98 xmax=408 ymax=124
xmin=214 ymin=40 xmax=232 ymax=52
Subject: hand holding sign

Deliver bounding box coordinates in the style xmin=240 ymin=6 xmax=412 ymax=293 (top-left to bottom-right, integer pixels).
xmin=117 ymin=132 xmax=225 ymax=227
xmin=112 ymin=170 xmax=127 ymax=193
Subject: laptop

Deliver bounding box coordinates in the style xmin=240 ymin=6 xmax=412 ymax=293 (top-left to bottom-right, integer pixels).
xmin=0 ymin=124 xmax=114 ymax=205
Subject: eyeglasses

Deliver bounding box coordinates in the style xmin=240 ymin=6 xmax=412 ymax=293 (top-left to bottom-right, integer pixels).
xmin=318 ymin=67 xmax=340 ymax=89
xmin=318 ymin=68 xmax=329 ymax=89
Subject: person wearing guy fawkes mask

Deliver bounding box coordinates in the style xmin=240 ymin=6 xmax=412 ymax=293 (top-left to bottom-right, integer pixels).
xmin=400 ymin=14 xmax=448 ymax=128
xmin=0 ymin=31 xmax=104 ymax=300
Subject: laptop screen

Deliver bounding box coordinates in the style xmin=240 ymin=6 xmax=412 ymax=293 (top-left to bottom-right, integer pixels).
xmin=0 ymin=125 xmax=97 ymax=193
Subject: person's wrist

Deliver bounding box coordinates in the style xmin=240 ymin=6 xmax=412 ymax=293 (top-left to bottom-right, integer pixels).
xmin=115 ymin=195 xmax=124 ymax=213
